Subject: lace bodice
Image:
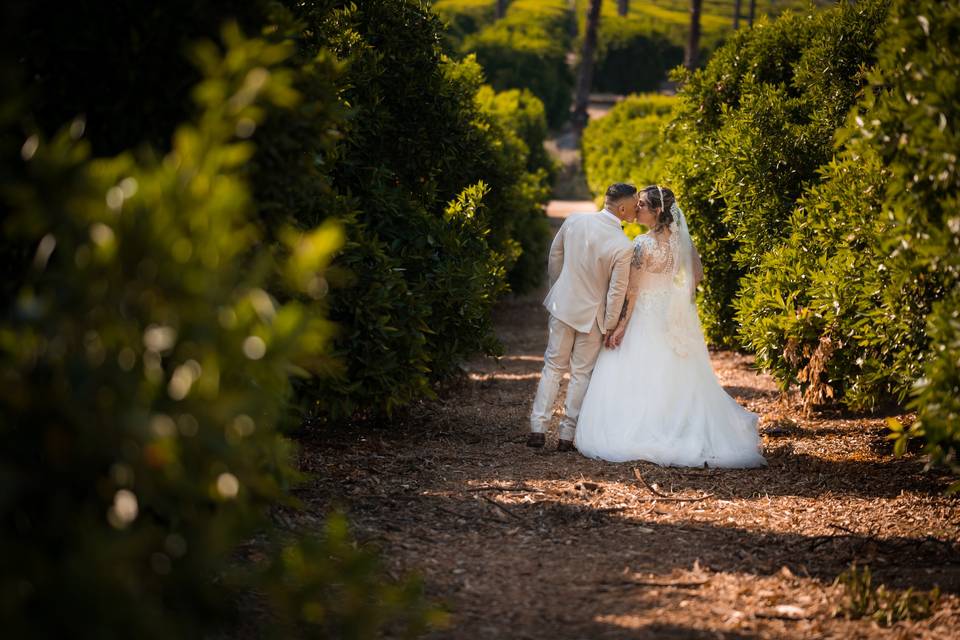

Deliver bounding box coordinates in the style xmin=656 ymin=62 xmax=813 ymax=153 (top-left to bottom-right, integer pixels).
xmin=631 ymin=231 xmax=677 ymax=274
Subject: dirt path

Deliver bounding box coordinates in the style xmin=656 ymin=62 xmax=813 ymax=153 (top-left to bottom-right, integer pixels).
xmin=298 ymin=217 xmax=960 ymax=639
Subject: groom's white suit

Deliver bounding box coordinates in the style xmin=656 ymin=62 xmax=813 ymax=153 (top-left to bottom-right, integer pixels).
xmin=531 ymin=209 xmax=633 ymax=441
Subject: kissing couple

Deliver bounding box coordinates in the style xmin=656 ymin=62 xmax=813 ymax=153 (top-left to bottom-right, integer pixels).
xmin=527 ymin=183 xmax=766 ymax=468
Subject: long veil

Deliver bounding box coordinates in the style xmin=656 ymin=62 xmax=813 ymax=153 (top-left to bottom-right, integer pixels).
xmin=665 ymin=202 xmax=701 ymax=357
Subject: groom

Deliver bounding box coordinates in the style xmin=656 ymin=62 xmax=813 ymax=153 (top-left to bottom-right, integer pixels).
xmin=528 ymin=183 xmax=637 ymax=451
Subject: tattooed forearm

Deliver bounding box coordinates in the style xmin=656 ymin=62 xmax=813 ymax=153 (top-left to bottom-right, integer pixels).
xmin=619 ymin=296 xmax=630 ymax=320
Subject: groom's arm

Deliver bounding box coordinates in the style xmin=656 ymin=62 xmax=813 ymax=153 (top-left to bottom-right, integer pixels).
xmin=547 ymin=222 xmax=566 ymax=288
xmin=602 ymin=247 xmax=633 ymax=333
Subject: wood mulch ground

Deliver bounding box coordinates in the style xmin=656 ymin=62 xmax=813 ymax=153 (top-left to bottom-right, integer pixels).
xmin=296 ymin=219 xmax=959 ymax=639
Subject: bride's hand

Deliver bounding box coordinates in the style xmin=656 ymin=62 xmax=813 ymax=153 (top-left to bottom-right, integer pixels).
xmin=606 ymin=325 xmax=626 ymax=349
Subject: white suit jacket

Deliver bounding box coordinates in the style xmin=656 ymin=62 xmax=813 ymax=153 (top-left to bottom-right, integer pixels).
xmin=543 ymin=211 xmax=634 ymax=334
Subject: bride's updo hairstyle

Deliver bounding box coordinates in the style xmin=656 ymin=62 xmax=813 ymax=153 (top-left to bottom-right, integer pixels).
xmin=641 ymin=185 xmax=676 ymax=232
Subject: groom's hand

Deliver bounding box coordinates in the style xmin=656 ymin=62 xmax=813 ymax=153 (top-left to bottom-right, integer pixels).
xmin=605 ymin=325 xmax=626 ymax=349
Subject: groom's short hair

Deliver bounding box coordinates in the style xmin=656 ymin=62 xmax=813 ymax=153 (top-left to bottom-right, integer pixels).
xmin=605 ymin=182 xmax=637 ymax=201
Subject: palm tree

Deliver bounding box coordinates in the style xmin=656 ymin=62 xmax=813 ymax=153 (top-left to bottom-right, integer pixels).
xmin=685 ymin=0 xmax=703 ymax=69
xmin=572 ymin=0 xmax=602 ymax=132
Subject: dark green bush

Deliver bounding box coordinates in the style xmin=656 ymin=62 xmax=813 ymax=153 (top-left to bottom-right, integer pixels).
xmin=283 ymin=1 xmax=550 ymax=419
xmin=580 ymin=0 xmax=729 ymax=94
xmin=464 ymin=0 xmax=574 ymax=127
xmin=0 ymin=25 xmax=438 ymax=638
xmin=581 ymin=93 xmax=677 ymax=198
xmin=664 ymin=0 xmax=890 ymax=346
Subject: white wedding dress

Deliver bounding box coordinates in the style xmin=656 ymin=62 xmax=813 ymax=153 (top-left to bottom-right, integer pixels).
xmin=575 ymin=205 xmax=766 ymax=468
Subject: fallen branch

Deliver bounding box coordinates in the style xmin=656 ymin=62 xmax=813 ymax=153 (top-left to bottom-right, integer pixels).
xmin=634 ymin=494 xmax=715 ymax=503
xmin=632 ymin=469 xmax=714 ymax=502
xmin=611 ymin=577 xmax=709 ymax=588
xmin=434 ymin=503 xmax=509 ymax=527
xmin=480 ymin=495 xmax=527 ymax=523
xmin=634 ymin=468 xmax=672 ymax=498
xmin=466 ymin=484 xmax=543 ymax=494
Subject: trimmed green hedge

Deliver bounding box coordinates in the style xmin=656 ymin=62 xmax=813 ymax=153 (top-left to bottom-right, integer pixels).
xmin=664 ymin=0 xmax=890 ymax=346
xmin=580 ymin=0 xmax=730 ymax=94
xmin=463 ymin=0 xmax=574 ymax=127
xmin=433 ymin=0 xmax=498 ymax=49
xmin=581 ymin=93 xmax=677 ymax=198
xmin=665 ymin=0 xmax=958 ymax=476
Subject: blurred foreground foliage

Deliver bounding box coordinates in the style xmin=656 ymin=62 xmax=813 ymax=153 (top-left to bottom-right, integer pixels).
xmin=5 ymin=0 xmax=552 ymax=423
xmin=0 ymin=22 xmax=443 ymax=638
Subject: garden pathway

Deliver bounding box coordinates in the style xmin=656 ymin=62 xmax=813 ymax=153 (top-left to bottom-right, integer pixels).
xmin=298 ymin=217 xmax=960 ymax=639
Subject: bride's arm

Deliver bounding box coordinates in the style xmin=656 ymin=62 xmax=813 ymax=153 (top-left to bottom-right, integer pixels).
xmin=605 ymin=264 xmax=642 ymax=348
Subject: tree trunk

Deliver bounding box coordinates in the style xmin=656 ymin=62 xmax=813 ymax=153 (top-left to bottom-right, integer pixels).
xmin=496 ymin=0 xmax=507 ymax=20
xmin=733 ymin=0 xmax=741 ymax=29
xmin=684 ymin=0 xmax=703 ymax=70
xmin=748 ymin=0 xmax=756 ymax=27
xmin=617 ymin=0 xmax=629 ymax=17
xmin=572 ymin=0 xmax=602 ymax=132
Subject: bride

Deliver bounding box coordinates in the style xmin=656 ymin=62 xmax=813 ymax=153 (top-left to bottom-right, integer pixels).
xmin=575 ymin=186 xmax=766 ymax=468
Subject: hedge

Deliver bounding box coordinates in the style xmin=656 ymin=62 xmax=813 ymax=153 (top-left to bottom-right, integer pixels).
xmin=581 ymin=93 xmax=677 ymax=199
xmin=663 ymin=0 xmax=890 ymax=346
xmin=463 ymin=0 xmax=575 ymax=127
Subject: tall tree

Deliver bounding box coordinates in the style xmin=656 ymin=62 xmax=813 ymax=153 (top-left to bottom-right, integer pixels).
xmin=748 ymin=0 xmax=756 ymax=27
xmin=496 ymin=0 xmax=507 ymax=19
xmin=617 ymin=0 xmax=629 ymax=17
xmin=572 ymin=0 xmax=602 ymax=132
xmin=685 ymin=0 xmax=703 ymax=70
xmin=733 ymin=0 xmax=742 ymax=29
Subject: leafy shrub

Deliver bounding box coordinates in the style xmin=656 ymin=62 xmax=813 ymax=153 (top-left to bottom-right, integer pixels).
xmin=834 ymin=563 xmax=940 ymax=625
xmin=664 ymin=0 xmax=890 ymax=346
xmin=464 ymin=0 xmax=574 ymax=127
xmin=6 ymin=0 xmax=551 ymax=422
xmin=433 ymin=0 xmax=498 ymax=50
xmin=286 ymin=1 xmax=552 ymax=419
xmin=581 ymin=93 xmax=677 ymax=198
xmin=735 ymin=152 xmax=894 ymax=407
xmin=579 ymin=0 xmax=729 ymax=94
xmin=857 ymin=0 xmax=960 ymax=478
xmin=0 ymin=25 xmax=438 ymax=638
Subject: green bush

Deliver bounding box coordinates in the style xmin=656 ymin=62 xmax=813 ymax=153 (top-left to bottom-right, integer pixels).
xmin=464 ymin=0 xmax=574 ymax=127
xmin=735 ymin=152 xmax=894 ymax=407
xmin=581 ymin=93 xmax=677 ymax=198
xmin=285 ymin=1 xmax=551 ymax=419
xmin=664 ymin=0 xmax=890 ymax=346
xmin=581 ymin=0 xmax=729 ymax=94
xmin=0 ymin=25 xmax=438 ymax=638
xmin=855 ymin=0 xmax=960 ymax=479
xmin=5 ymin=0 xmax=551 ymax=422
xmin=433 ymin=0 xmax=498 ymax=50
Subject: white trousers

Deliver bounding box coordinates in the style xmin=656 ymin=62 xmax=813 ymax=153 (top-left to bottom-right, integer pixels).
xmin=530 ymin=315 xmax=604 ymax=441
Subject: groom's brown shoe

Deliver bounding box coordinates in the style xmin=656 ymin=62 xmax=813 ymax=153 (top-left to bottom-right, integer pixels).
xmin=557 ymin=439 xmax=576 ymax=452
xmin=526 ymin=432 xmax=546 ymax=448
